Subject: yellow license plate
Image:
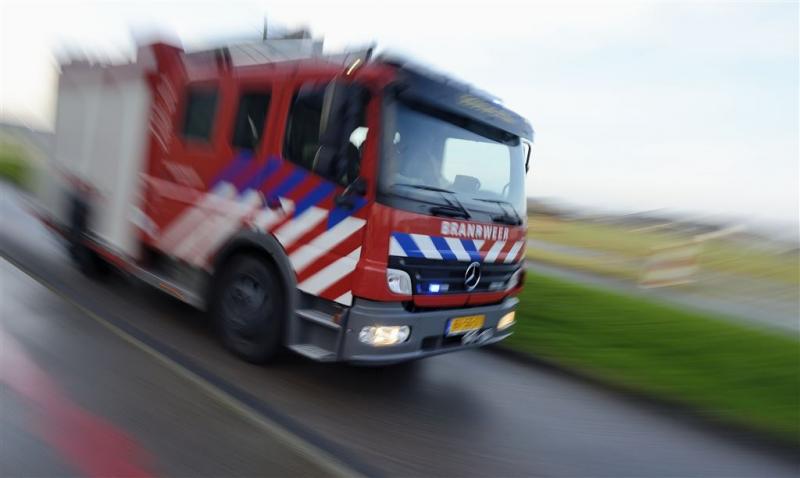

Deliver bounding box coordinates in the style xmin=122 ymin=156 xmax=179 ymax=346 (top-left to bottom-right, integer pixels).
xmin=447 ymin=315 xmax=485 ymax=336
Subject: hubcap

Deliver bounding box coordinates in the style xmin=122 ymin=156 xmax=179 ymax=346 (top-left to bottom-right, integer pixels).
xmin=224 ymin=273 xmax=268 ymax=337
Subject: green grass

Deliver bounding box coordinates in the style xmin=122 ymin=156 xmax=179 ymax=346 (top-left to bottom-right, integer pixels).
xmin=507 ymin=271 xmax=800 ymax=445
xmin=698 ymin=239 xmax=799 ymax=285
xmin=0 ymin=142 xmax=33 ymax=189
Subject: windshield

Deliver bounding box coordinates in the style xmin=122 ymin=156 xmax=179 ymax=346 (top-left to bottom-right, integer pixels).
xmin=379 ymin=101 xmax=527 ymax=223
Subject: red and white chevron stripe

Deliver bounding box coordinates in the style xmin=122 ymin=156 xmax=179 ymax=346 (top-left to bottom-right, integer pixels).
xmin=155 ymin=181 xmax=365 ymax=306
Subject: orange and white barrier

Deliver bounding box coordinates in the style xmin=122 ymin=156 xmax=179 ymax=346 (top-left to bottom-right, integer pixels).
xmin=639 ymin=241 xmax=701 ymax=288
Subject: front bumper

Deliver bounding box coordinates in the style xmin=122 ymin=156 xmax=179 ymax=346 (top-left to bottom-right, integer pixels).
xmin=340 ymin=296 xmax=518 ymax=365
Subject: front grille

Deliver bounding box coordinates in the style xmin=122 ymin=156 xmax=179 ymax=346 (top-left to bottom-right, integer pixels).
xmin=389 ymin=256 xmax=520 ymax=295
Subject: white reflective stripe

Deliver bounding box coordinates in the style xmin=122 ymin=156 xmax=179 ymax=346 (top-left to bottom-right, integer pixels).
xmin=389 ymin=236 xmax=407 ymax=257
xmin=273 ymin=206 xmax=327 ymax=248
xmin=172 ymin=197 xmax=234 ymax=260
xmin=172 ymin=219 xmax=214 ymax=260
xmin=174 ymin=189 xmax=260 ymax=262
xmin=194 ymin=191 xmax=263 ymax=264
xmin=160 ymin=182 xmax=236 ymax=250
xmin=298 ymin=248 xmax=361 ymax=295
xmin=334 ymin=291 xmax=353 ymax=305
xmin=444 ymin=237 xmax=471 ymax=261
xmin=289 ymin=217 xmax=366 ymax=273
xmin=484 ymin=240 xmax=506 ymax=263
xmin=254 ymin=209 xmax=281 ymax=231
xmin=410 ymin=234 xmax=442 ymax=260
xmin=185 ymin=214 xmax=231 ymax=265
xmin=169 ymin=183 xmax=237 ymax=250
xmin=241 ymin=189 xmax=263 ymax=207
xmin=473 ymin=239 xmax=485 ymax=251
xmin=254 ymin=198 xmax=296 ymax=231
xmin=504 ymin=240 xmax=524 ymax=263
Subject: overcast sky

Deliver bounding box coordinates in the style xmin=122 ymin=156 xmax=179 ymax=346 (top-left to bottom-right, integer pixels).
xmin=1 ymin=0 xmax=797 ymax=230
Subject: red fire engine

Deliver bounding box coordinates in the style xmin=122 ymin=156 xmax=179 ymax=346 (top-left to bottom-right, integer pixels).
xmin=34 ymin=38 xmax=534 ymax=364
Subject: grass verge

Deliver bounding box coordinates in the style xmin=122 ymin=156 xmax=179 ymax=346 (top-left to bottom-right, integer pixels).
xmin=0 ymin=142 xmax=32 ymax=189
xmin=506 ymin=271 xmax=800 ymax=446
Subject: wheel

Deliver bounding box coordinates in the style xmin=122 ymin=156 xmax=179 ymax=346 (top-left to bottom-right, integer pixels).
xmin=212 ymin=254 xmax=285 ymax=363
xmin=69 ymin=239 xmax=108 ymax=277
xmin=67 ymin=194 xmax=108 ymax=278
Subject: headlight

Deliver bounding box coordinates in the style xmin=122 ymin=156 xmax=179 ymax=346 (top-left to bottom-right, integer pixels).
xmin=506 ymin=269 xmax=523 ymax=290
xmin=497 ymin=311 xmax=516 ymax=330
xmin=358 ymin=325 xmax=410 ymax=346
xmin=387 ymin=268 xmax=412 ymax=295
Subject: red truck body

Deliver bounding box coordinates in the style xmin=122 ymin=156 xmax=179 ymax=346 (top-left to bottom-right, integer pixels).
xmin=36 ymin=40 xmax=534 ymax=364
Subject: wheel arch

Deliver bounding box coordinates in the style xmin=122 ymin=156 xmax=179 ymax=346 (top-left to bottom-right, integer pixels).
xmin=209 ymin=229 xmax=299 ymax=321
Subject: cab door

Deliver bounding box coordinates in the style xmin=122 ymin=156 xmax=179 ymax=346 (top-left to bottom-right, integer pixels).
xmin=260 ymin=79 xmax=373 ymax=306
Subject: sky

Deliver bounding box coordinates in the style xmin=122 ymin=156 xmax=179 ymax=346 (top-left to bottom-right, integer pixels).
xmin=1 ymin=0 xmax=798 ymax=231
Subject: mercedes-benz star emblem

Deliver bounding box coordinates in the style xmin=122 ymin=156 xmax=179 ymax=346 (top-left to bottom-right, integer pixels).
xmin=464 ymin=262 xmax=481 ymax=291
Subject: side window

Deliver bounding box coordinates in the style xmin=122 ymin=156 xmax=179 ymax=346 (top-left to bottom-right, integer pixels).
xmin=284 ymin=84 xmax=368 ymax=185
xmin=231 ymin=91 xmax=271 ymax=150
xmin=181 ymin=87 xmax=218 ymax=142
xmin=284 ymin=86 xmax=326 ymax=171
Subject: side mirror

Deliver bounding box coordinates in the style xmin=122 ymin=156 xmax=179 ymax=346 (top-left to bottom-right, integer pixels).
xmin=522 ymin=140 xmax=533 ymax=173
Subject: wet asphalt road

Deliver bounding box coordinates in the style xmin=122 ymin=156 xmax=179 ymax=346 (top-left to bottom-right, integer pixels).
xmin=2 ymin=184 xmax=798 ymax=477
xmin=1 ymin=260 xmax=328 ymax=477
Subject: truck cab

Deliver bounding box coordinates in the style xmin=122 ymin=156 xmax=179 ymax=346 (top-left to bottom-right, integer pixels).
xmin=37 ymin=41 xmax=534 ymax=364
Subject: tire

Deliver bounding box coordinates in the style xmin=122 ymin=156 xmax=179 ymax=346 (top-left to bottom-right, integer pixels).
xmin=69 ymin=240 xmax=108 ymax=277
xmin=212 ymin=254 xmax=285 ymax=363
xmin=67 ymin=194 xmax=108 ymax=278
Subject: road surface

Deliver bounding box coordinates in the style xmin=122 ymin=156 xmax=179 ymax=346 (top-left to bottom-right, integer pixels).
xmin=1 ymin=260 xmax=333 ymax=477
xmin=2 ymin=184 xmax=797 ymax=477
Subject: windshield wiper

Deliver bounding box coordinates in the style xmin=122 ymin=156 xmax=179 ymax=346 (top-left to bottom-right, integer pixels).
xmin=429 ymin=205 xmax=470 ymax=219
xmin=391 ymin=183 xmax=454 ymax=193
xmin=473 ymin=198 xmax=523 ymax=226
xmin=392 ymin=183 xmax=471 ymax=220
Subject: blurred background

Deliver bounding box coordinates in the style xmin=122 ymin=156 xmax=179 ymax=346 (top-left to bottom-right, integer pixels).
xmin=1 ymin=1 xmax=798 ymax=477
xmin=3 ymin=0 xmax=797 ymax=293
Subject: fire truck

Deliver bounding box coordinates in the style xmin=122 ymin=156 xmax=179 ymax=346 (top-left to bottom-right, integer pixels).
xmin=33 ymin=38 xmax=534 ymax=364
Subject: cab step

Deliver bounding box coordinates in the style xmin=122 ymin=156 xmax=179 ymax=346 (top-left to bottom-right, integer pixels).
xmin=288 ymin=344 xmax=337 ymax=362
xmin=296 ymin=308 xmax=340 ymax=329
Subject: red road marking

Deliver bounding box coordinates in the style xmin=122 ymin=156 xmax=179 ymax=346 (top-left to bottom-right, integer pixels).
xmin=1 ymin=328 xmax=156 ymax=477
